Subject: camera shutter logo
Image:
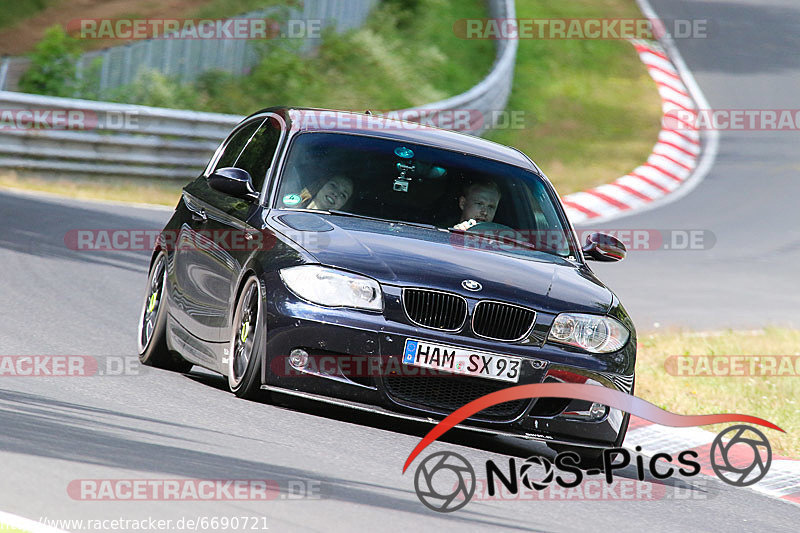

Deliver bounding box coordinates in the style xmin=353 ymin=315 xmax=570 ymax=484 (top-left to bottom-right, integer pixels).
xmin=710 ymin=425 xmax=772 ymax=487
xmin=519 ymin=455 xmax=555 ymax=490
xmin=413 ymin=451 xmax=475 ymax=512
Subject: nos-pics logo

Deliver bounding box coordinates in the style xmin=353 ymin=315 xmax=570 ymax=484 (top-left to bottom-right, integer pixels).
xmin=413 ymin=425 xmax=772 ymax=513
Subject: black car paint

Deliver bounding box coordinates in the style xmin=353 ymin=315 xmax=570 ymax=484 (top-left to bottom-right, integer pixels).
xmin=152 ymin=107 xmax=636 ymax=447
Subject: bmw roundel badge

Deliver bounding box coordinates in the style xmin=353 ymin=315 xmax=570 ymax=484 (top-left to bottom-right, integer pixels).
xmin=461 ymin=279 xmax=482 ymax=291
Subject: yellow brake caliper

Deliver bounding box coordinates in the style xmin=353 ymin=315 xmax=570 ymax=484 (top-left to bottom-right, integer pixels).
xmin=147 ymin=292 xmax=158 ymax=313
xmin=240 ymin=321 xmax=250 ymax=343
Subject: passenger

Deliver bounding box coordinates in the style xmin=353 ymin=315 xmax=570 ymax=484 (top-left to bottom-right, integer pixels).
xmin=281 ymin=175 xmax=354 ymax=211
xmin=452 ymin=180 xmax=501 ymax=230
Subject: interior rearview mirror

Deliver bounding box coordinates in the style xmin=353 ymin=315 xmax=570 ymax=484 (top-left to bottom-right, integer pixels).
xmin=208 ymin=167 xmax=259 ymax=201
xmin=582 ymin=232 xmax=626 ymax=262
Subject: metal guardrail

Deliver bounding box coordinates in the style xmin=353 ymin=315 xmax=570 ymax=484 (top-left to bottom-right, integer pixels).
xmin=0 ymin=0 xmax=517 ymax=181
xmin=0 ymin=57 xmax=32 ymax=92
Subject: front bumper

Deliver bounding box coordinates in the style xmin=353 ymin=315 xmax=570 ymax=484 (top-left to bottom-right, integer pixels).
xmin=263 ymin=276 xmax=635 ymax=447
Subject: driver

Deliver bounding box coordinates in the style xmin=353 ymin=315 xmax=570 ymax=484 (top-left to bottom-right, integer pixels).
xmin=452 ymin=180 xmax=501 ymax=230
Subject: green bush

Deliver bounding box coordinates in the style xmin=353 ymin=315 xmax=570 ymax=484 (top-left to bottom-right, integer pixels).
xmin=19 ymin=25 xmax=81 ymax=97
xmin=69 ymin=0 xmax=494 ymax=114
xmin=74 ymin=57 xmax=103 ymax=101
xmin=105 ymin=69 xmax=200 ymax=109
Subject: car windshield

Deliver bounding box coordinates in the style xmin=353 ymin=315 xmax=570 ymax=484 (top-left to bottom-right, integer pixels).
xmin=274 ymin=132 xmax=577 ymax=259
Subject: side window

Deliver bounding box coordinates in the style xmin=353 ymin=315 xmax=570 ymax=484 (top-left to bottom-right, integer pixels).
xmin=212 ymin=119 xmax=263 ymax=172
xmin=233 ymin=116 xmax=283 ymax=192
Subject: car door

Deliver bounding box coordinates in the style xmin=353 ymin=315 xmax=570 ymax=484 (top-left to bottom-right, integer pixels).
xmin=172 ymin=114 xmax=284 ymax=344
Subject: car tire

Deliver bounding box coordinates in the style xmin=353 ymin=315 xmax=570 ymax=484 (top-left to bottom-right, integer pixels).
xmin=228 ymin=276 xmax=267 ymax=400
xmin=138 ymin=251 xmax=193 ymax=372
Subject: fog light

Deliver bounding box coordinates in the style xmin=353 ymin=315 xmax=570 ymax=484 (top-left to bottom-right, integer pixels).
xmin=562 ymin=401 xmax=608 ymax=421
xmin=589 ymin=402 xmax=607 ymax=420
xmin=289 ymin=348 xmax=309 ymax=369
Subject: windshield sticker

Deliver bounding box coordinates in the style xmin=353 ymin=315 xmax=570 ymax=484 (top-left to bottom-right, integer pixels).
xmin=394 ymin=146 xmax=414 ymax=159
xmin=283 ymin=193 xmax=302 ymax=206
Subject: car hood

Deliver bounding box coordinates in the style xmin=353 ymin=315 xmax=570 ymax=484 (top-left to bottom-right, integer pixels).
xmin=270 ymin=212 xmax=613 ymax=314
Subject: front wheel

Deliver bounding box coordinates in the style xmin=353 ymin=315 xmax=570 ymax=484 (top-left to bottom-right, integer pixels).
xmin=228 ymin=276 xmax=267 ymax=400
xmin=137 ymin=251 xmax=193 ymax=372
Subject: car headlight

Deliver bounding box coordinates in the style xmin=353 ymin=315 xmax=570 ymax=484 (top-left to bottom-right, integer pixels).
xmin=279 ymin=265 xmax=383 ymax=311
xmin=547 ymin=313 xmax=629 ymax=353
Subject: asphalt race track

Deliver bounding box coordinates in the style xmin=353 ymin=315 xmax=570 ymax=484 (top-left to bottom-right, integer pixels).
xmin=0 ymin=0 xmax=798 ymax=531
xmin=588 ymin=0 xmax=800 ymax=331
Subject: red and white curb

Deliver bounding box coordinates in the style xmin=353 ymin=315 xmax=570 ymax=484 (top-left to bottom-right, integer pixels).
xmin=624 ymin=416 xmax=800 ymax=506
xmin=561 ymin=39 xmax=702 ymax=224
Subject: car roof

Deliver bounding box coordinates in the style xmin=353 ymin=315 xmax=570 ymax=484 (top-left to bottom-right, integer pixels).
xmin=247 ymin=106 xmax=539 ymax=172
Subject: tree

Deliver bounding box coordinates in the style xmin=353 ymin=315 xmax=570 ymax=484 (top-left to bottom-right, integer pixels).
xmin=19 ymin=25 xmax=81 ymax=96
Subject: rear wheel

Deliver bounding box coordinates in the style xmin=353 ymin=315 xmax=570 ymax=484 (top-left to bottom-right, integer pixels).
xmin=137 ymin=251 xmax=193 ymax=372
xmin=228 ymin=276 xmax=267 ymax=400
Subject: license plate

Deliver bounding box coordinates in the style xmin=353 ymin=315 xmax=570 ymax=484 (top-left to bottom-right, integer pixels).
xmin=402 ymin=339 xmax=522 ymax=383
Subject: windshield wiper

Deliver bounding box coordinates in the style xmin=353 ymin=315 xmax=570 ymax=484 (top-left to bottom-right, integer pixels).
xmin=327 ymin=210 xmax=442 ymax=231
xmin=326 ymin=210 xmax=380 ymax=221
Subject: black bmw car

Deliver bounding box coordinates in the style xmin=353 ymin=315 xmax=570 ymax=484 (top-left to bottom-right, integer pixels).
xmin=138 ymin=107 xmax=635 ymax=462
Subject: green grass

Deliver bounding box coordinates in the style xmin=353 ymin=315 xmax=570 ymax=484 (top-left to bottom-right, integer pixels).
xmin=0 ymin=171 xmax=184 ymax=206
xmin=486 ymin=0 xmax=662 ymax=195
xmin=267 ymin=0 xmax=496 ymax=110
xmin=637 ymin=328 xmax=800 ymax=459
xmin=0 ymin=0 xmax=54 ymax=29
xmin=99 ymin=0 xmax=496 ymax=113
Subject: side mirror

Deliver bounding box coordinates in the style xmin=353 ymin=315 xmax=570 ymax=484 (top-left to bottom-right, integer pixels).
xmin=208 ymin=167 xmax=259 ymax=201
xmin=582 ymin=232 xmax=626 ymax=262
